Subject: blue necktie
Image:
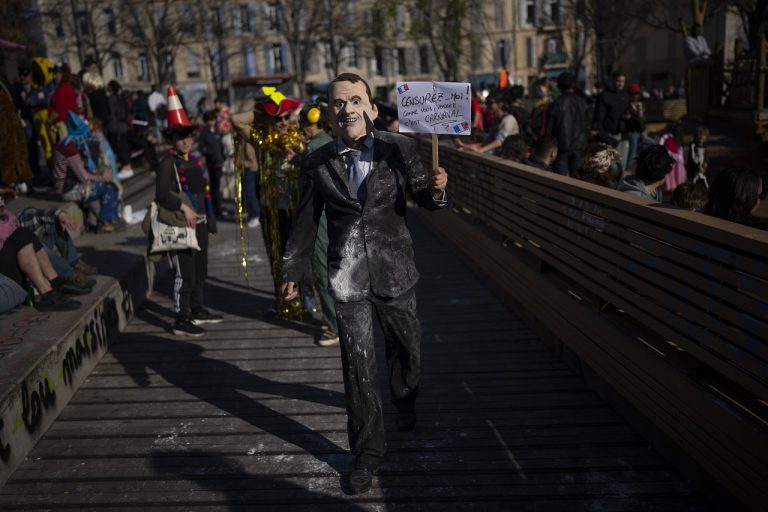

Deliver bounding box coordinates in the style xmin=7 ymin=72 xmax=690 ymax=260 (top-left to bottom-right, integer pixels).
xmin=347 ymin=149 xmax=367 ymax=204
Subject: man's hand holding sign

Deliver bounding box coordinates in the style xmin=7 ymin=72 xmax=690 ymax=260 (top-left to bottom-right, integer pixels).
xmin=396 ymin=81 xmax=471 ymax=200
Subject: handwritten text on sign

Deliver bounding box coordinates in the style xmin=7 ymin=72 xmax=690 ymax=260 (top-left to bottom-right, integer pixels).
xmin=396 ymin=81 xmax=472 ymax=135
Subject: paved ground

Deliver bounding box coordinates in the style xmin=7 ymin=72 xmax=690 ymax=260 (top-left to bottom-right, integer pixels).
xmin=0 ymin=210 xmax=711 ymax=511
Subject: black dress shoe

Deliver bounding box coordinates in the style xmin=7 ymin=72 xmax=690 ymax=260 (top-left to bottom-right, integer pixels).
xmin=396 ymin=410 xmax=417 ymax=431
xmin=348 ymin=466 xmax=376 ymax=495
xmin=53 ymin=277 xmax=92 ymax=296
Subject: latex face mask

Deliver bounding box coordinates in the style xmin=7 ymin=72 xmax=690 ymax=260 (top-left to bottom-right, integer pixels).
xmin=328 ymin=80 xmax=378 ymax=147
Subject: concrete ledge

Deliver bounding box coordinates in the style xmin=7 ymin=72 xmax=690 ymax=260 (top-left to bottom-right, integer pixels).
xmin=0 ymin=252 xmax=162 ymax=487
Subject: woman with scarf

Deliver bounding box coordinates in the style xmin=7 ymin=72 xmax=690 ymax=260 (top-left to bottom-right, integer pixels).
xmin=156 ymin=87 xmax=221 ymax=337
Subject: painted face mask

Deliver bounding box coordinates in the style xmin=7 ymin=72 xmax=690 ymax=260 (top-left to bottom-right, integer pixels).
xmin=329 ymin=80 xmax=378 ymax=145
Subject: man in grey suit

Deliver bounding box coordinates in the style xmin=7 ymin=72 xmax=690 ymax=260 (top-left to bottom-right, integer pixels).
xmin=281 ymin=73 xmax=448 ymax=494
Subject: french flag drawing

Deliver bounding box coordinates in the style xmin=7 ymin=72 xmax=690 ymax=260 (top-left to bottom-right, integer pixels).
xmin=453 ymin=121 xmax=470 ymax=133
xmin=397 ymin=84 xmax=410 ymax=94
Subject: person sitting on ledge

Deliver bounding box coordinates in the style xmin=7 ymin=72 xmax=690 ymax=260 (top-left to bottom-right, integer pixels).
xmin=0 ymin=189 xmax=86 ymax=311
xmin=51 ymin=112 xmax=120 ymax=233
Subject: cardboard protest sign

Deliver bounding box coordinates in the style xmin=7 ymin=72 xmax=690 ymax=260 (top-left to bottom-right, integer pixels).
xmin=396 ymin=81 xmax=472 ymax=136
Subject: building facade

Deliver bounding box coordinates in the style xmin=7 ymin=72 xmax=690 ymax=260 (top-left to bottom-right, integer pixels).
xmin=31 ymin=0 xmax=592 ymax=111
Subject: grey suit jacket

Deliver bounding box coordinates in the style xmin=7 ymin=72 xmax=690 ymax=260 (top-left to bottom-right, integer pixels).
xmin=282 ymin=130 xmax=446 ymax=302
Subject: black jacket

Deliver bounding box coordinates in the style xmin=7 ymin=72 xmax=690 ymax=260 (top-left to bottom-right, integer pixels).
xmin=198 ymin=128 xmax=225 ymax=166
xmin=282 ymin=130 xmax=446 ymax=302
xmin=156 ymin=153 xmax=217 ymax=233
xmin=546 ymin=91 xmax=590 ymax=154
xmin=593 ymin=88 xmax=631 ymax=135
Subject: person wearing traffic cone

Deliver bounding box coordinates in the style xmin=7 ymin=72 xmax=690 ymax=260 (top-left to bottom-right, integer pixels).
xmin=157 ymin=86 xmax=222 ymax=337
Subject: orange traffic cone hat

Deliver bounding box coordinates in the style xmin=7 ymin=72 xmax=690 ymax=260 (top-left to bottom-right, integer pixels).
xmin=166 ymin=86 xmax=190 ymax=128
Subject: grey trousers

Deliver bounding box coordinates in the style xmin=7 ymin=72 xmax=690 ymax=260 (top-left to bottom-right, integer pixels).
xmin=335 ymin=287 xmax=421 ymax=467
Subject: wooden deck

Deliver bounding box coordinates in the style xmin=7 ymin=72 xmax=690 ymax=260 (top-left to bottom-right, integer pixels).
xmin=0 ymin=211 xmax=711 ymax=511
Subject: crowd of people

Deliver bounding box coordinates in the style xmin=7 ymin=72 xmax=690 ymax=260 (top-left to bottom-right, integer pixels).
xmin=2 ymin=58 xmax=765 ymax=496
xmin=459 ymin=70 xmax=766 ymax=231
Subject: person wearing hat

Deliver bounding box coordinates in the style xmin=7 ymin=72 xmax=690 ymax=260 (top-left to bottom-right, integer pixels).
xmin=51 ymin=112 xmax=120 ymax=233
xmin=281 ymin=73 xmax=448 ymax=494
xmin=231 ymin=86 xmax=302 ymax=315
xmin=296 ymin=100 xmax=338 ymax=346
xmin=157 ymin=86 xmax=222 ymax=337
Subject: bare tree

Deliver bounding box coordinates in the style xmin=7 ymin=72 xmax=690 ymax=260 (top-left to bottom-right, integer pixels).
xmin=194 ymin=2 xmax=243 ymax=98
xmin=34 ymin=0 xmax=130 ymax=74
xmin=321 ymin=0 xmax=370 ymax=78
xmin=565 ymin=0 xmax=645 ymax=81
xmin=271 ymin=0 xmax=324 ymax=96
xmin=121 ymin=0 xmax=186 ymax=86
xmin=408 ymin=0 xmax=475 ymax=81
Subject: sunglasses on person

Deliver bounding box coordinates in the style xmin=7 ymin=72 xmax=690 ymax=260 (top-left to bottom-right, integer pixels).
xmin=276 ymin=114 xmax=291 ymax=122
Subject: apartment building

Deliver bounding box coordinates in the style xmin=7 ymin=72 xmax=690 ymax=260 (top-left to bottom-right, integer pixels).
xmin=32 ymin=1 xmax=591 ymax=110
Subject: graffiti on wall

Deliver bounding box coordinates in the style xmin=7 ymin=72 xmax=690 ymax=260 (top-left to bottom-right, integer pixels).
xmin=0 ymin=311 xmax=51 ymax=362
xmin=1 ymin=294 xmax=126 ymax=466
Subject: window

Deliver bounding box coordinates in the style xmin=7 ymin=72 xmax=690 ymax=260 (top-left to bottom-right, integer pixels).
xmin=526 ymin=36 xmax=536 ymax=68
xmin=546 ymin=38 xmax=559 ymax=54
xmin=138 ymin=54 xmax=151 ymax=82
xmin=179 ymin=4 xmax=196 ymax=33
xmin=498 ymin=40 xmax=508 ymax=68
xmin=419 ymin=45 xmax=430 ymax=74
xmin=397 ymin=47 xmax=407 ymax=75
xmin=232 ymin=6 xmax=242 ymax=36
xmin=523 ymin=0 xmax=536 ymax=27
xmin=243 ymin=45 xmax=256 ymax=77
xmin=104 ymin=8 xmax=117 ymax=33
xmin=186 ymin=48 xmax=201 ymax=78
xmin=394 ymin=6 xmax=406 ymax=31
xmin=111 ymin=52 xmax=123 ymax=78
xmin=162 ymin=51 xmax=175 ymax=81
xmin=240 ymin=4 xmax=254 ymax=33
xmin=495 ymin=0 xmax=505 ymax=30
xmin=321 ymin=42 xmax=331 ymax=70
xmin=51 ymin=13 xmax=64 ymax=38
xmin=267 ymin=43 xmax=286 ymax=73
xmin=213 ymin=48 xmax=228 ymax=80
xmin=209 ymin=7 xmax=223 ymax=35
xmin=342 ymin=42 xmax=359 ymax=68
xmin=550 ymin=1 xmax=561 ymax=25
xmin=373 ymin=46 xmax=384 ymax=76
xmin=76 ymin=11 xmax=90 ymax=36
xmin=265 ymin=4 xmax=280 ymax=31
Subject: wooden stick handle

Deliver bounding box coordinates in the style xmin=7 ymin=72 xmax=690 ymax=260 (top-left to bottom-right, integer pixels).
xmin=431 ymin=133 xmax=439 ymax=170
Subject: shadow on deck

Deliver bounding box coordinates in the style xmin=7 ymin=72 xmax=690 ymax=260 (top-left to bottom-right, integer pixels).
xmin=0 ymin=212 xmax=711 ymax=511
